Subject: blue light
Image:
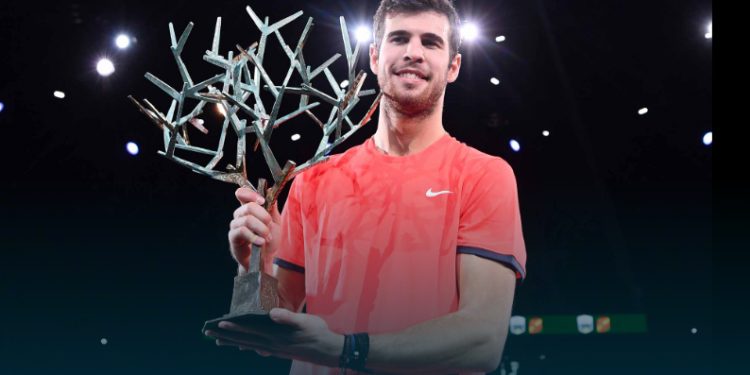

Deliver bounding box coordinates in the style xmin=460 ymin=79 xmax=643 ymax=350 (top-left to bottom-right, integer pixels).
xmin=0 ymin=102 xmax=4 ymax=113
xmin=509 ymin=139 xmax=521 ymax=152
xmin=126 ymin=142 xmax=140 ymax=156
xmin=702 ymin=131 xmax=712 ymax=146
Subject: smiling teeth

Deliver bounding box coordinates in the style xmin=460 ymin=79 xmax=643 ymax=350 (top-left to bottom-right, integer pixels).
xmin=401 ymin=73 xmax=421 ymax=79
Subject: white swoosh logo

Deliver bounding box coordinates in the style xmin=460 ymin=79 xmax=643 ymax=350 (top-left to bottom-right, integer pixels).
xmin=426 ymin=188 xmax=452 ymax=198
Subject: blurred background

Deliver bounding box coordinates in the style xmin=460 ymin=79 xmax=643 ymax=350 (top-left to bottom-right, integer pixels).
xmin=0 ymin=0 xmax=712 ymax=373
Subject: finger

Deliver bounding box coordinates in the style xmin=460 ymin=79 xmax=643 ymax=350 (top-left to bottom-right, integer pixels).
xmin=236 ymin=188 xmax=265 ymax=205
xmin=233 ymin=203 xmax=273 ymax=225
xmin=229 ymin=227 xmax=265 ymax=248
xmin=269 ymin=308 xmax=304 ymax=328
xmin=231 ymin=215 xmax=271 ymax=238
xmin=256 ymin=350 xmax=272 ymax=357
xmin=216 ymin=338 xmax=267 ymax=351
xmin=209 ymin=329 xmax=274 ymax=348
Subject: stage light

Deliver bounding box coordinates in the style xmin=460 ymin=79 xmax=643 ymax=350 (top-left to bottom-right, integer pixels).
xmin=97 ymin=58 xmax=115 ymax=76
xmin=702 ymin=131 xmax=712 ymax=146
xmin=705 ymin=22 xmax=712 ymax=39
xmin=638 ymin=107 xmax=648 ymax=115
xmin=116 ymin=34 xmax=131 ymax=49
xmin=291 ymin=134 xmax=301 ymax=141
xmin=126 ymin=142 xmax=140 ymax=156
xmin=490 ymin=77 xmax=500 ymax=85
xmin=461 ymin=22 xmax=479 ymax=42
xmin=495 ymin=35 xmax=506 ymax=43
xmin=340 ymin=80 xmax=349 ymax=88
xmin=355 ymin=26 xmax=371 ymax=43
xmin=53 ymin=91 xmax=66 ymax=99
xmin=542 ymin=130 xmax=550 ymax=137
xmin=509 ymin=139 xmax=521 ymax=152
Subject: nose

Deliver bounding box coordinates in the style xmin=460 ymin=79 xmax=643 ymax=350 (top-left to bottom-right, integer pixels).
xmin=403 ymin=38 xmax=424 ymax=63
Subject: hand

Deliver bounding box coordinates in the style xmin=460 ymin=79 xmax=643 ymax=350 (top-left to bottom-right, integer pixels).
xmin=204 ymin=308 xmax=344 ymax=367
xmin=228 ymin=187 xmax=282 ymax=274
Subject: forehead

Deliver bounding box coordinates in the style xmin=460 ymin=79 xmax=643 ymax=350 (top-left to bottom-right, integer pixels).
xmin=382 ymin=11 xmax=450 ymax=39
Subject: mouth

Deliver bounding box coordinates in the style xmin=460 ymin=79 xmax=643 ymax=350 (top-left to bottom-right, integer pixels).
xmin=394 ymin=69 xmax=428 ymax=81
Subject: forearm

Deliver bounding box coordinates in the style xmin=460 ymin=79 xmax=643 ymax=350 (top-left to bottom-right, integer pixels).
xmin=364 ymin=309 xmax=506 ymax=374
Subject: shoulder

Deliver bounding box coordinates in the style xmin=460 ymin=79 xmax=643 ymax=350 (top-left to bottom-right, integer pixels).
xmin=449 ymin=138 xmax=516 ymax=182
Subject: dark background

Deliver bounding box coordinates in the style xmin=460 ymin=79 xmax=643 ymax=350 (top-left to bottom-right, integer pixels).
xmin=1 ymin=0 xmax=712 ymax=373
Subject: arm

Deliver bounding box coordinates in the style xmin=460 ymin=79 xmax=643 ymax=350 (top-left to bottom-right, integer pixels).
xmin=210 ymin=253 xmax=517 ymax=373
xmin=357 ymin=254 xmax=516 ymax=374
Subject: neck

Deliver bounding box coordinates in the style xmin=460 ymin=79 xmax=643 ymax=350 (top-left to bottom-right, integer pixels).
xmin=373 ymin=97 xmax=447 ymax=156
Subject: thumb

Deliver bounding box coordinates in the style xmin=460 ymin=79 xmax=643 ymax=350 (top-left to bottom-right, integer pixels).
xmin=236 ymin=187 xmax=264 ymax=205
xmin=269 ymin=308 xmax=303 ymax=327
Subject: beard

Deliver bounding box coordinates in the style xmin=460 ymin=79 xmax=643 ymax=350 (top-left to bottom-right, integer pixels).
xmin=379 ymin=70 xmax=447 ymax=119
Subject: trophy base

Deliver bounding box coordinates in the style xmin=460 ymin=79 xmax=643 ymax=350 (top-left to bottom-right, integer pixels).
xmin=202 ymin=311 xmax=296 ymax=335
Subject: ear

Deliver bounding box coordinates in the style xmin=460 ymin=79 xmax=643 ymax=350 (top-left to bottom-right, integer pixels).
xmin=369 ymin=43 xmax=379 ymax=76
xmin=447 ymin=53 xmax=462 ymax=83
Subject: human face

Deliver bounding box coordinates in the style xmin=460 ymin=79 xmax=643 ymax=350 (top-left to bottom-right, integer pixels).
xmin=370 ymin=11 xmax=461 ymax=117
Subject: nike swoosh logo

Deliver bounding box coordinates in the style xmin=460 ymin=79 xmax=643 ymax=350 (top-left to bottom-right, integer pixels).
xmin=426 ymin=188 xmax=453 ymax=198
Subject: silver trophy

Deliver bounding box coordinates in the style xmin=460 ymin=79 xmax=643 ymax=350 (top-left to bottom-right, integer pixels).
xmin=128 ymin=5 xmax=381 ymax=333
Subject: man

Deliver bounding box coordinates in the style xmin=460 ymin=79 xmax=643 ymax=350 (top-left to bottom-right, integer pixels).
xmin=206 ymin=1 xmax=527 ymax=373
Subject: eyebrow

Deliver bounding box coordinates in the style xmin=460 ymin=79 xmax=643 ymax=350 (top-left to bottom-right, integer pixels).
xmin=386 ymin=30 xmax=445 ymax=47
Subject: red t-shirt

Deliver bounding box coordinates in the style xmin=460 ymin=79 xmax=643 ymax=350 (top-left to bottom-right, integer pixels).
xmin=274 ymin=133 xmax=526 ymax=374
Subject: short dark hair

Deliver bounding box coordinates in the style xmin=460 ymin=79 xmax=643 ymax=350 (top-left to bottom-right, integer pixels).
xmin=372 ymin=0 xmax=462 ymax=60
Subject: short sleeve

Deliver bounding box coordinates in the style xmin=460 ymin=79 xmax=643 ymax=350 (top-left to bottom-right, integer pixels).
xmin=273 ymin=176 xmax=306 ymax=273
xmin=457 ymin=157 xmax=527 ymax=280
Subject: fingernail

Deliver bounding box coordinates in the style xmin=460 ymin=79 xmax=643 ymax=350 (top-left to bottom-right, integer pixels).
xmin=257 ymin=197 xmax=265 ymax=205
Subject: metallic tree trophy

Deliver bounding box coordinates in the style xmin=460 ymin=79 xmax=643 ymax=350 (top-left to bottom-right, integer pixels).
xmin=128 ymin=6 xmax=381 ymax=333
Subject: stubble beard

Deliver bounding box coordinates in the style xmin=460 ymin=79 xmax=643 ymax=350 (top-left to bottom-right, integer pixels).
xmin=379 ymin=72 xmax=446 ymax=120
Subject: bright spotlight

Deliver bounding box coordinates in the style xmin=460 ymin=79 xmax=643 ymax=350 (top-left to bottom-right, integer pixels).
xmin=542 ymin=130 xmax=550 ymax=137
xmin=340 ymin=80 xmax=349 ymax=89
xmin=638 ymin=107 xmax=648 ymax=116
xmin=0 ymin=102 xmax=4 ymax=113
xmin=115 ymin=34 xmax=131 ymax=49
xmin=461 ymin=22 xmax=479 ymax=42
xmin=495 ymin=35 xmax=506 ymax=43
xmin=126 ymin=142 xmax=140 ymax=156
xmin=490 ymin=77 xmax=500 ymax=85
xmin=705 ymin=22 xmax=712 ymax=39
xmin=355 ymin=26 xmax=371 ymax=43
xmin=53 ymin=91 xmax=66 ymax=99
xmin=291 ymin=134 xmax=301 ymax=141
xmin=97 ymin=58 xmax=115 ymax=76
xmin=509 ymin=139 xmax=521 ymax=152
xmin=702 ymin=131 xmax=712 ymax=146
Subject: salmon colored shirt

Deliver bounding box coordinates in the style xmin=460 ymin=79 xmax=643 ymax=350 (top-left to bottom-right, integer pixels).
xmin=274 ymin=134 xmax=526 ymax=374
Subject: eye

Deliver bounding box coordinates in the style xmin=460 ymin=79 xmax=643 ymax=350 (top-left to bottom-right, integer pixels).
xmin=422 ymin=38 xmax=441 ymax=49
xmin=391 ymin=36 xmax=408 ymax=44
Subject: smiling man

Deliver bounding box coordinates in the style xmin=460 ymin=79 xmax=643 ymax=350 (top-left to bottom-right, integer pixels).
xmin=207 ymin=1 xmax=527 ymax=374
